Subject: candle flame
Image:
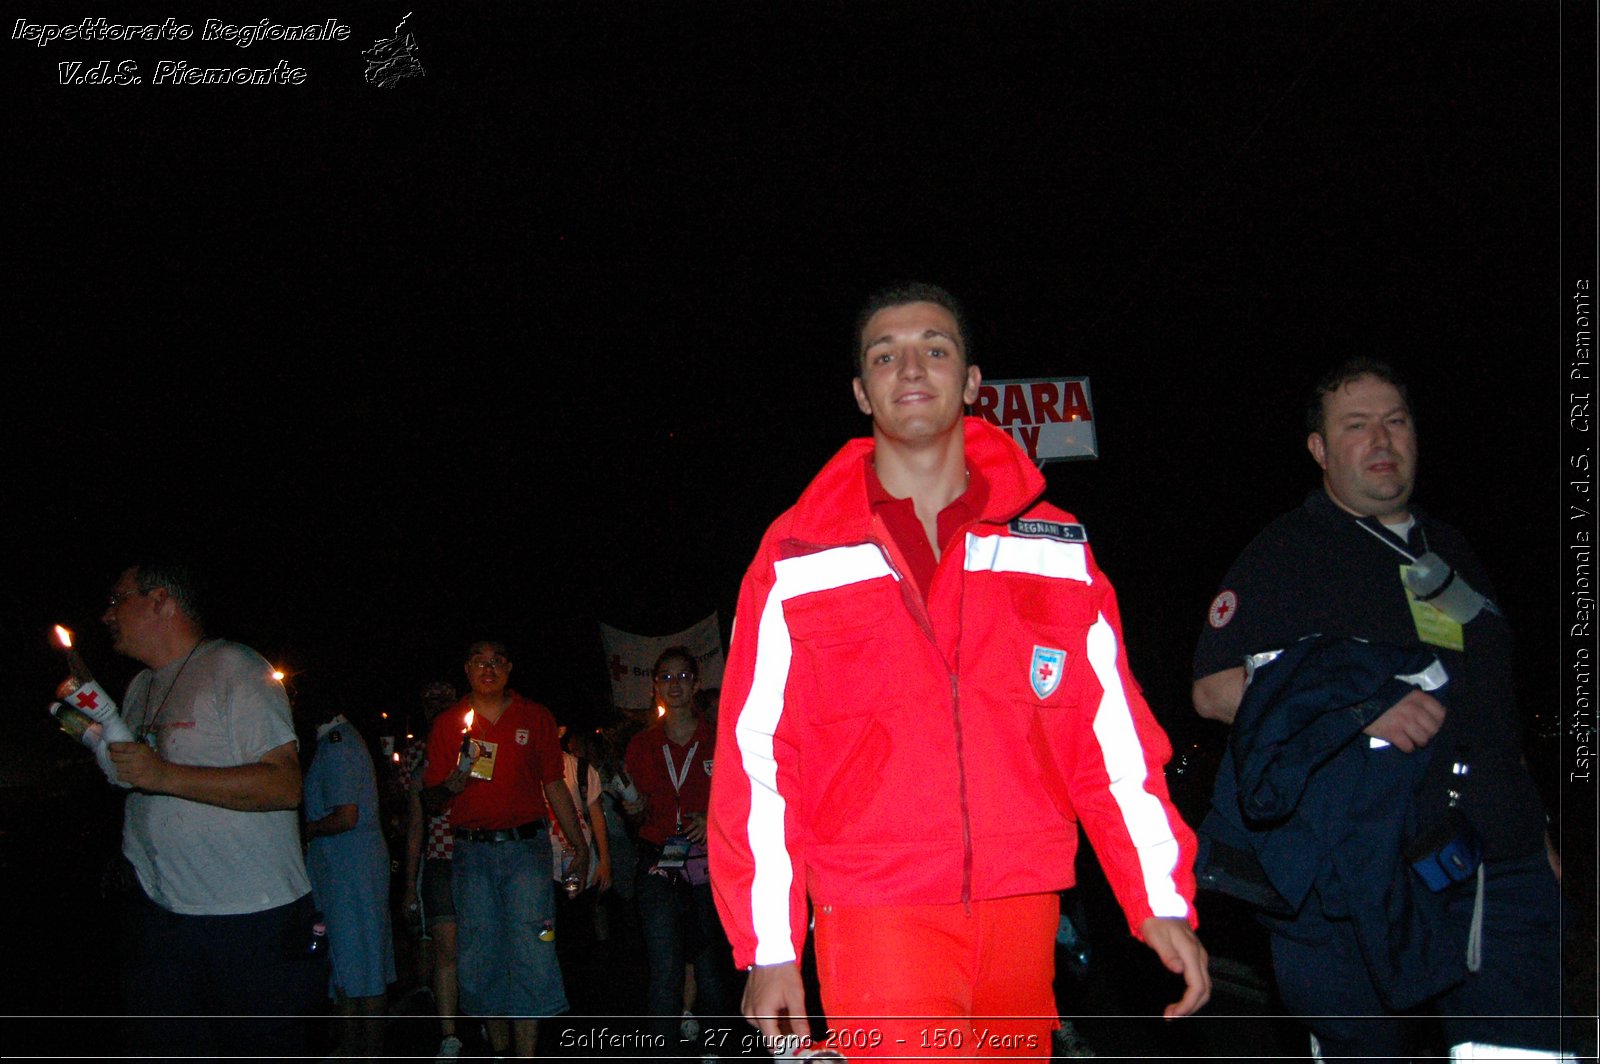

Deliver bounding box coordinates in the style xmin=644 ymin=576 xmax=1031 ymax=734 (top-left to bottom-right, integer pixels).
xmin=54 ymin=625 xmax=73 ymax=649
xmin=270 ymin=669 xmax=286 ymax=682
xmin=392 ymin=752 xmax=401 ymax=763
xmin=463 ymin=709 xmax=475 ymax=731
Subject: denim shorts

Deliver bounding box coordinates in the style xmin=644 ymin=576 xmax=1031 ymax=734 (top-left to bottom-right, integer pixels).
xmin=451 ymin=833 xmax=568 ymax=1017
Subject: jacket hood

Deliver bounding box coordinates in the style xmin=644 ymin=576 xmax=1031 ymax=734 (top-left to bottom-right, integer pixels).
xmin=786 ymin=417 xmax=1046 ymax=546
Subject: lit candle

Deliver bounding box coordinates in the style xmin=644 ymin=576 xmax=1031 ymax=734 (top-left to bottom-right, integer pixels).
xmin=53 ymin=625 xmax=91 ymax=684
xmin=50 ymin=624 xmax=133 ymax=743
xmin=457 ymin=710 xmax=476 ymax=773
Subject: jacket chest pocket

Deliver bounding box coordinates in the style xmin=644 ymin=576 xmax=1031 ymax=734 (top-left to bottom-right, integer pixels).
xmin=783 ymin=579 xmax=909 ymax=725
xmin=1003 ymin=579 xmax=1106 ymax=819
xmin=996 ymin=575 xmax=1099 ymax=707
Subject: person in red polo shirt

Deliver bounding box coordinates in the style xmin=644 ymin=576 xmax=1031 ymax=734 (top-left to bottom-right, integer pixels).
xmin=624 ymin=646 xmax=736 ymax=1053
xmin=423 ymin=640 xmax=589 ymax=1059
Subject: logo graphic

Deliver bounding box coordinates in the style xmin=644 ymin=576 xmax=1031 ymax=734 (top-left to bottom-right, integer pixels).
xmin=363 ymin=11 xmax=425 ymax=88
xmin=1030 ymin=646 xmax=1067 ymax=699
xmin=703 ymin=758 xmax=714 ymax=777
xmin=514 ymin=728 xmax=529 ymax=746
xmin=1208 ymin=590 xmax=1238 ymax=629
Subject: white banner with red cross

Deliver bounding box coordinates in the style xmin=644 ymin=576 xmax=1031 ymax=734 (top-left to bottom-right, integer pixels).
xmin=599 ymin=614 xmax=725 ymax=713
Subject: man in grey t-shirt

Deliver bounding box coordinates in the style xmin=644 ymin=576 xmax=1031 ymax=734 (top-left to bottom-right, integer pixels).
xmin=99 ymin=562 xmax=323 ymax=1058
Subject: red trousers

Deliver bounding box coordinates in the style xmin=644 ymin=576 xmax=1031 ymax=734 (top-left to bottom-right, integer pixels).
xmin=812 ymin=893 xmax=1058 ymax=1060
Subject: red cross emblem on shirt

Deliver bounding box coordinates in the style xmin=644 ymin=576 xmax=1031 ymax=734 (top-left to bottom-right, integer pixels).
xmin=1208 ymin=590 xmax=1239 ymax=629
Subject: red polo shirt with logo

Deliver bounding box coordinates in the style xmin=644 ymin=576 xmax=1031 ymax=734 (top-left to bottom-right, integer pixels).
xmin=865 ymin=458 xmax=989 ymax=603
xmin=422 ymin=693 xmax=563 ymax=830
xmin=624 ymin=717 xmax=716 ymax=847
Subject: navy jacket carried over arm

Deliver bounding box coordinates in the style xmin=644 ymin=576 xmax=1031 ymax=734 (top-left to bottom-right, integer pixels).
xmin=1199 ymin=635 xmax=1469 ymax=1011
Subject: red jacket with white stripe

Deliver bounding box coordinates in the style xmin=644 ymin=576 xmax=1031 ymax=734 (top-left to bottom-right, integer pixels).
xmin=708 ymin=418 xmax=1198 ymax=970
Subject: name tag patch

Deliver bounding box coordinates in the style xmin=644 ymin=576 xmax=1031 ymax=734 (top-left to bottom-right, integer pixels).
xmin=1009 ymin=519 xmax=1087 ymax=544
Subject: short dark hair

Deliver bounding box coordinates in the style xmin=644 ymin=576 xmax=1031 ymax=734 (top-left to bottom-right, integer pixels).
xmin=464 ymin=639 xmax=511 ymax=663
xmin=851 ymin=281 xmax=972 ymax=377
xmin=1306 ymin=358 xmax=1411 ymax=436
xmin=132 ymin=562 xmax=205 ymax=627
xmin=652 ymin=645 xmax=699 ymax=679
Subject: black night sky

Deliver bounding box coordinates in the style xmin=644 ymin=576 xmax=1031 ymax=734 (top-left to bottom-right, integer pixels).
xmin=4 ymin=1 xmax=1595 ymax=1027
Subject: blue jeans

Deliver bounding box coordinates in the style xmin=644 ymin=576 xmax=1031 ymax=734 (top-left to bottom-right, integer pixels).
xmin=452 ymin=834 xmax=568 ymax=1017
xmin=636 ymin=859 xmax=736 ymax=1048
xmin=1272 ymin=852 xmax=1564 ymax=1061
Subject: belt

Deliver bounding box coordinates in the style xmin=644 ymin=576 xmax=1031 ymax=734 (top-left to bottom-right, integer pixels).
xmin=457 ymin=820 xmax=546 ymax=843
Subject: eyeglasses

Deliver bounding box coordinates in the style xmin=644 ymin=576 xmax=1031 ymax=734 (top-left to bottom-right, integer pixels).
xmin=468 ymin=658 xmax=509 ymax=671
xmin=106 ymin=589 xmax=144 ymax=608
xmin=655 ymin=670 xmax=695 ymax=684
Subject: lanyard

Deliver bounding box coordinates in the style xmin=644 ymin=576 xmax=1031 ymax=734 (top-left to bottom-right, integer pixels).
xmin=136 ymin=638 xmax=205 ymax=745
xmin=1357 ymin=517 xmax=1501 ymax=625
xmin=1354 ymin=518 xmax=1428 ymax=563
xmin=662 ymin=740 xmax=699 ymax=831
xmin=662 ymin=741 xmax=699 ymax=796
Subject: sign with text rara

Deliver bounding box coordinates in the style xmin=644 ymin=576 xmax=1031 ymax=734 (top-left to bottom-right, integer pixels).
xmin=973 ymin=377 xmax=1098 ymax=463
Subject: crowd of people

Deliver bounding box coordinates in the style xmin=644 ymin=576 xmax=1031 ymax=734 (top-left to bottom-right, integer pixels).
xmin=69 ymin=592 xmax=753 ymax=1060
xmin=52 ymin=281 xmax=1574 ymax=1062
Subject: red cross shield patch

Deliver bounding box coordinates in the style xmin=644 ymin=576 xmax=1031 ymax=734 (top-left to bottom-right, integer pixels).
xmin=1031 ymin=645 xmax=1067 ymax=699
xmin=514 ymin=728 xmax=529 ymax=746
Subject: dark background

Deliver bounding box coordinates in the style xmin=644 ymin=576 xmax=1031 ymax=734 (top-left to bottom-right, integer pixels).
xmin=3 ymin=0 xmax=1593 ymax=1046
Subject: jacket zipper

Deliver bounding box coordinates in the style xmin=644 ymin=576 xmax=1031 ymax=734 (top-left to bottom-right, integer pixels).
xmin=785 ymin=530 xmax=979 ymax=908
xmin=866 ymin=527 xmax=975 ymax=909
xmin=951 ymin=670 xmax=972 ymax=909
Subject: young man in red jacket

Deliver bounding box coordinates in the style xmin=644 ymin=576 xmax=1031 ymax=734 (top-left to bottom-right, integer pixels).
xmin=708 ymin=283 xmax=1209 ymax=1058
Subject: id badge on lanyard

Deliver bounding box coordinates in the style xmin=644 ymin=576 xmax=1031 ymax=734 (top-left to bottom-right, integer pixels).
xmin=1400 ymin=563 xmax=1464 ymax=651
xmin=664 ymin=740 xmax=699 ymax=832
xmin=1355 ymin=518 xmax=1468 ymax=653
